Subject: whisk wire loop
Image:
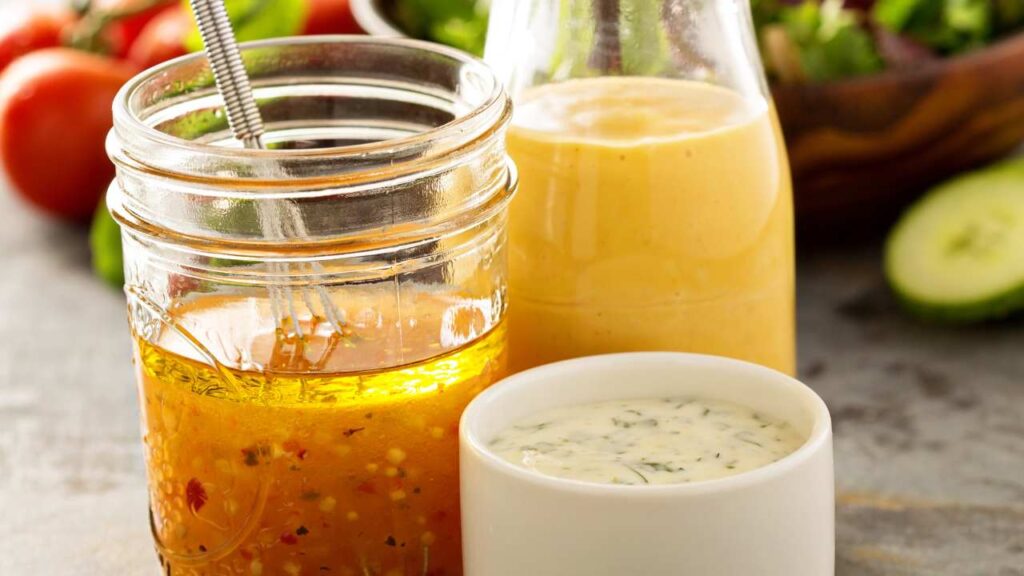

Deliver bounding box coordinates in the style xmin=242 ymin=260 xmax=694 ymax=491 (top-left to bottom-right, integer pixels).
xmin=188 ymin=0 xmax=345 ymax=342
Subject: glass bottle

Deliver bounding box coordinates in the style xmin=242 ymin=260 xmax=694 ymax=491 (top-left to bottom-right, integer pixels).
xmin=485 ymin=0 xmax=795 ymax=374
xmin=107 ymin=37 xmax=514 ymax=576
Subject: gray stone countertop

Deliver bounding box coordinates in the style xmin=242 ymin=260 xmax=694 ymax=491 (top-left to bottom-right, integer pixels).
xmin=0 ymin=189 xmax=1021 ymax=575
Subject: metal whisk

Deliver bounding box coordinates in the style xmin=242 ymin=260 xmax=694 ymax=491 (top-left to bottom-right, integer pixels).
xmin=189 ymin=0 xmax=344 ymax=339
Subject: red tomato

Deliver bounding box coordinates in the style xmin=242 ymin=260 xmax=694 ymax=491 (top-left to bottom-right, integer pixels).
xmin=302 ymin=0 xmax=362 ymax=35
xmin=127 ymin=6 xmax=191 ymax=69
xmin=0 ymin=6 xmax=76 ymax=72
xmin=107 ymin=0 xmax=177 ymax=57
xmin=0 ymin=49 xmax=138 ymax=221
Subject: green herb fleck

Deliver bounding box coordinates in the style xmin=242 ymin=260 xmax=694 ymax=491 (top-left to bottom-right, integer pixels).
xmin=624 ymin=465 xmax=649 ymax=484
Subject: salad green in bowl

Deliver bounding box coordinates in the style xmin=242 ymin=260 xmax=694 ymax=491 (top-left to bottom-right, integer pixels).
xmin=355 ymin=0 xmax=1024 ymax=69
xmin=755 ymin=0 xmax=1024 ymax=83
xmin=352 ymin=0 xmax=1024 ymax=231
xmin=351 ymin=0 xmax=490 ymax=54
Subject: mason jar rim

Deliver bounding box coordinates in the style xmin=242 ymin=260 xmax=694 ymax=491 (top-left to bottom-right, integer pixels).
xmin=110 ymin=35 xmax=509 ymax=181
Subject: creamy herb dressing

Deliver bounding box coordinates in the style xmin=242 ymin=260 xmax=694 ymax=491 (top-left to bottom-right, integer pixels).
xmin=489 ymin=397 xmax=805 ymax=485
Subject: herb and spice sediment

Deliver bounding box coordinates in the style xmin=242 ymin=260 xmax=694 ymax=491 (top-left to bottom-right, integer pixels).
xmin=136 ymin=296 xmax=507 ymax=576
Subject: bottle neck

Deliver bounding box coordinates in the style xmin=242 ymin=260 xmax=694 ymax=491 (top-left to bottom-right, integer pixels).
xmin=486 ymin=0 xmax=767 ymax=103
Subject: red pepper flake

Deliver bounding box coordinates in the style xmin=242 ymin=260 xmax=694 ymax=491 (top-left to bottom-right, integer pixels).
xmin=343 ymin=427 xmax=365 ymax=438
xmin=280 ymin=533 xmax=299 ymax=545
xmin=241 ymin=449 xmax=259 ymax=467
xmin=384 ymin=535 xmax=396 ymax=547
xmin=356 ymin=481 xmax=376 ymax=494
xmin=242 ymin=444 xmax=270 ymax=466
xmin=297 ymin=449 xmax=308 ymax=460
xmin=240 ymin=550 xmax=253 ymax=560
xmin=185 ymin=478 xmax=208 ymax=513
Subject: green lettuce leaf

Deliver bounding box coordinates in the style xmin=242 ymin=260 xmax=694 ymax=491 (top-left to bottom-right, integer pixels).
xmin=183 ymin=0 xmax=307 ymax=53
xmin=430 ymin=15 xmax=488 ymax=55
xmin=90 ymin=199 xmax=124 ymax=289
xmin=393 ymin=0 xmax=487 ymax=55
xmin=873 ymin=0 xmax=993 ymax=54
xmin=393 ymin=0 xmax=477 ymax=38
xmin=779 ymin=0 xmax=883 ymax=82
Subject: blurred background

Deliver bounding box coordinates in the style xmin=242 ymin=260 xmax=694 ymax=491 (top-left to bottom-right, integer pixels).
xmin=0 ymin=0 xmax=1022 ymax=574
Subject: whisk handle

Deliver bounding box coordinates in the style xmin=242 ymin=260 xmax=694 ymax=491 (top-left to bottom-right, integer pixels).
xmin=189 ymin=0 xmax=266 ymax=149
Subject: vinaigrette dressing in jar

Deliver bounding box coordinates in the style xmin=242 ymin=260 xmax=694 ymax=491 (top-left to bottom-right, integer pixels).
xmin=108 ymin=38 xmax=514 ymax=576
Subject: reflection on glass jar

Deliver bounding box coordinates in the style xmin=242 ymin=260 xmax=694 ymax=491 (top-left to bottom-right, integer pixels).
xmin=108 ymin=38 xmax=514 ymax=576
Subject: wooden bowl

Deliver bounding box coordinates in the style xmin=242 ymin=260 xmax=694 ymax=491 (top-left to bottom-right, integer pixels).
xmin=775 ymin=33 xmax=1024 ymax=233
xmin=352 ymin=0 xmax=1024 ymax=232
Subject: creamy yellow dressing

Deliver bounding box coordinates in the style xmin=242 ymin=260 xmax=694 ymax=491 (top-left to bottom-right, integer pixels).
xmin=506 ymin=77 xmax=795 ymax=374
xmin=490 ymin=397 xmax=805 ymax=485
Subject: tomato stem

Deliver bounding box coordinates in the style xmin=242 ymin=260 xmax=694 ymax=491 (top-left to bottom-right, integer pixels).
xmin=64 ymin=0 xmax=173 ymax=55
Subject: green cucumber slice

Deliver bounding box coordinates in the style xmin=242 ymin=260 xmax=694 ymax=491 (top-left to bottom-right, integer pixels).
xmin=885 ymin=158 xmax=1024 ymax=322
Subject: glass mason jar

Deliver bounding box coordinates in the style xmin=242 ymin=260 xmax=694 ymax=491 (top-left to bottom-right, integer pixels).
xmin=486 ymin=0 xmax=795 ymax=374
xmin=107 ymin=37 xmax=514 ymax=576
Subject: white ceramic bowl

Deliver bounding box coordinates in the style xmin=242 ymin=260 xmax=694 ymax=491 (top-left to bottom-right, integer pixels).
xmin=460 ymin=352 xmax=834 ymax=576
